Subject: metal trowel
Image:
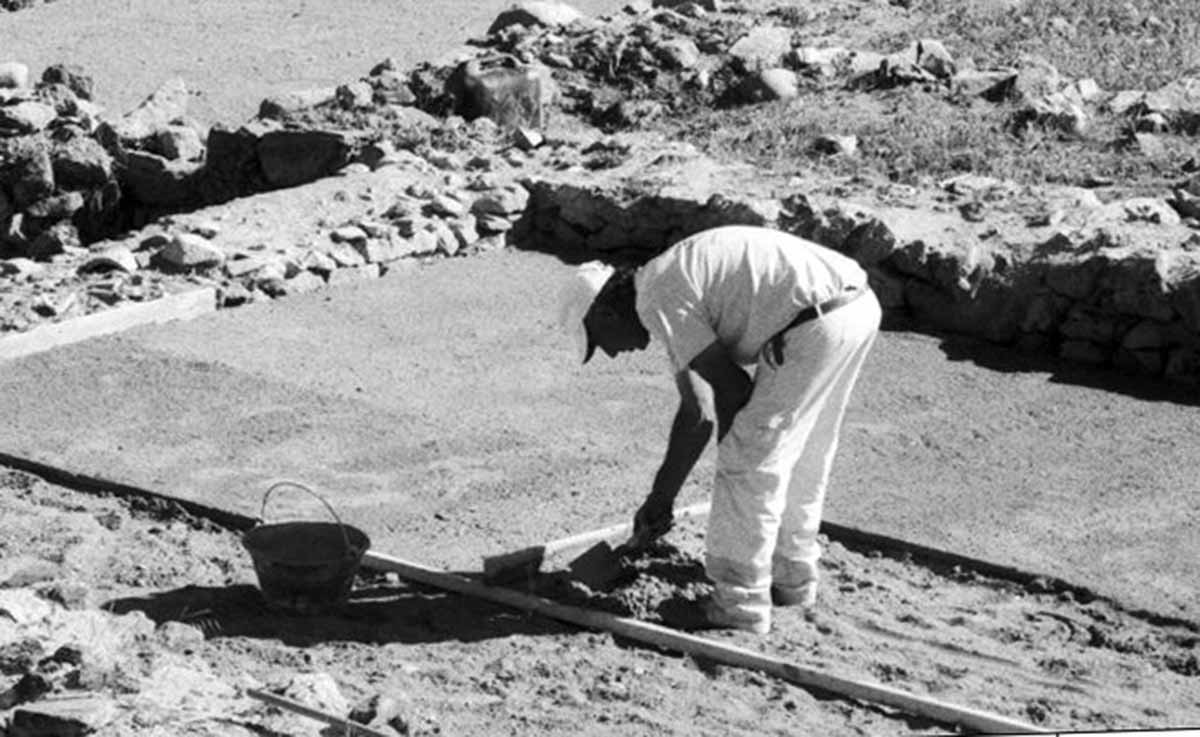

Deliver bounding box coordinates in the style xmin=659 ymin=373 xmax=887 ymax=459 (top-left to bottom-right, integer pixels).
xmin=565 ymin=524 xmax=659 ymax=590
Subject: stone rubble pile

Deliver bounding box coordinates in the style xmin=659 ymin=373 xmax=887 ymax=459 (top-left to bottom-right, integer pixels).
xmin=0 ymin=586 xmax=435 ymax=736
xmin=468 ymin=0 xmax=1200 ymax=152
xmin=3 ymin=0 xmax=1200 ymax=383
xmin=0 ymin=50 xmax=546 ymax=327
xmin=516 ymin=136 xmax=1200 ymax=383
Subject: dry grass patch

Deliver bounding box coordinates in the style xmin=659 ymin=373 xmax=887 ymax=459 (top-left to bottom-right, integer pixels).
xmin=870 ymin=0 xmax=1200 ymax=90
xmin=669 ymin=87 xmax=1192 ymax=193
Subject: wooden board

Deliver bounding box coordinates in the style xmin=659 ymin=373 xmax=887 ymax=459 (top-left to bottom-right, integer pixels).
xmin=364 ymin=550 xmax=1049 ymax=736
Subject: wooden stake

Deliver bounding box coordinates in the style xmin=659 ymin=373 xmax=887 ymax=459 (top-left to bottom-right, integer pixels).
xmin=363 ymin=551 xmax=1049 ymax=736
xmin=482 ymin=500 xmax=711 ymax=583
xmin=247 ymin=688 xmax=393 ymax=737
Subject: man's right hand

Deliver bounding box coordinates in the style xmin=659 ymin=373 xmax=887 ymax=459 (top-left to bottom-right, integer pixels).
xmin=630 ymin=492 xmax=675 ymax=549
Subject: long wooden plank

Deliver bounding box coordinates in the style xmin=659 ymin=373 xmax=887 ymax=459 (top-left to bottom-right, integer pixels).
xmin=0 ymin=287 xmax=217 ymax=361
xmin=363 ymin=551 xmax=1049 ymax=735
xmin=482 ymin=500 xmax=711 ymax=582
xmin=247 ymin=689 xmax=392 ymax=737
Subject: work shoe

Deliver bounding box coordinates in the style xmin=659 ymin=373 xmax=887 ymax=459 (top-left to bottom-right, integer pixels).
xmin=771 ymin=579 xmax=818 ymax=608
xmin=660 ymin=596 xmax=771 ymax=635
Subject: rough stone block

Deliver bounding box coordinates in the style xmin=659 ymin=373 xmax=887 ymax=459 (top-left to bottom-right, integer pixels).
xmin=453 ymin=57 xmax=550 ymax=130
xmin=258 ymin=129 xmax=354 ymax=189
xmin=50 ymin=136 xmax=113 ymax=190
xmin=0 ymin=61 xmax=30 ymax=90
xmin=257 ymin=88 xmax=337 ymax=119
xmin=487 ymin=1 xmax=584 ymax=35
xmin=10 ymin=696 xmax=118 ymax=736
xmin=0 ymin=101 xmax=56 ymax=134
xmin=109 ymin=77 xmax=190 ymax=143
xmin=162 ymin=233 xmax=224 ymax=268
xmin=122 ymin=150 xmax=201 ymax=207
xmin=40 ymin=63 xmax=94 ymax=100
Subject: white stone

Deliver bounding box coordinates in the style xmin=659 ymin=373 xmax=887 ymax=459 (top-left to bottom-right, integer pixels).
xmin=655 ymin=38 xmax=702 ymax=70
xmin=915 ymin=39 xmax=955 ymax=78
xmin=325 ymin=241 xmax=367 ymax=268
xmin=156 ymin=125 xmax=205 ymax=161
xmin=487 ymin=1 xmax=585 ymax=34
xmin=757 ymin=68 xmax=799 ymax=100
xmin=729 ymin=26 xmax=793 ymax=72
xmin=162 ymin=233 xmax=225 ymax=268
xmin=331 ymin=225 xmax=369 ymax=244
xmin=514 ymin=126 xmax=545 ymax=151
xmin=78 ymin=246 xmax=138 ymax=275
xmin=336 ymin=80 xmax=374 ymax=109
xmin=429 ymin=193 xmax=468 ymax=218
xmin=0 ymin=62 xmax=30 ymax=90
xmin=0 ymin=101 xmax=57 ymax=133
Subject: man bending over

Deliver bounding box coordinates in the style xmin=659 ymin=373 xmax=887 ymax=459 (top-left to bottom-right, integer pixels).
xmin=558 ymin=225 xmax=881 ymax=635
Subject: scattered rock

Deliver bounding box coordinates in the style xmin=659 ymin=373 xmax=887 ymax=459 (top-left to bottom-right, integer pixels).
xmin=487 ymin=0 xmax=585 ymax=35
xmin=77 ymin=246 xmax=138 ymax=275
xmin=811 ymin=134 xmax=859 ymax=157
xmin=161 ymin=233 xmax=225 ymax=269
xmin=336 ymin=80 xmax=374 ymax=110
xmin=155 ymin=125 xmax=205 ymax=161
xmin=258 ymin=129 xmax=355 ymax=189
xmin=285 ymin=270 xmax=327 ymax=293
xmin=0 ymin=61 xmax=30 ymax=89
xmin=1143 ymin=76 xmax=1200 ymax=133
xmin=28 ymin=222 xmax=82 ymax=260
xmin=514 ymin=126 xmax=545 ymax=151
xmin=654 ymin=38 xmax=702 ymax=70
xmin=122 ymin=150 xmax=200 ymax=207
xmin=753 ymin=68 xmax=800 ymax=101
xmin=41 ymin=63 xmax=95 ymax=100
xmin=258 ymin=88 xmax=337 ymax=120
xmin=103 ymin=76 xmax=191 ymax=143
xmin=330 ymin=225 xmax=369 ymax=244
xmin=913 ymin=39 xmax=955 ymax=78
xmin=325 ymin=241 xmax=367 ymax=268
xmin=0 ymin=100 xmax=57 ymax=134
xmin=428 ymin=193 xmax=468 ymax=217
xmin=51 ymin=136 xmax=114 ymax=190
xmin=728 ymin=25 xmax=793 ymax=73
xmin=156 ymin=621 xmax=206 ymax=651
xmin=26 ymin=191 xmax=85 ymax=220
xmin=10 ymin=695 xmax=119 ymax=736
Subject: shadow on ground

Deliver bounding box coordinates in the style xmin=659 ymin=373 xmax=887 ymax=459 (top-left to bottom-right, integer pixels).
xmin=103 ymin=578 xmax=572 ymax=646
xmin=883 ymin=322 xmax=1200 ymax=407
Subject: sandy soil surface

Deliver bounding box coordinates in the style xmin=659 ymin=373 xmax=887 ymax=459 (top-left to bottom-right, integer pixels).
xmin=0 ymin=0 xmax=629 ymax=127
xmin=1 ymin=247 xmax=1197 ymax=734
xmin=4 ymin=468 xmax=1198 ymax=735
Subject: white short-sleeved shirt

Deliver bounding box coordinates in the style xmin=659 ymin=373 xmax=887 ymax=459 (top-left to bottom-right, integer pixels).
xmin=634 ymin=226 xmax=868 ymax=370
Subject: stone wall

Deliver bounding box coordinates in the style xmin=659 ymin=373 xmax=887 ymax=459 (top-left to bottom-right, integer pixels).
xmin=517 ymin=167 xmax=1200 ymax=385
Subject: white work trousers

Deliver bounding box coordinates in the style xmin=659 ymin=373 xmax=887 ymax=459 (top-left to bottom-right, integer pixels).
xmin=705 ymin=290 xmax=881 ymax=627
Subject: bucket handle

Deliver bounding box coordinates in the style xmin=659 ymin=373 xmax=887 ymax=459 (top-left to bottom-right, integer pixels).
xmin=258 ymin=481 xmax=355 ymax=555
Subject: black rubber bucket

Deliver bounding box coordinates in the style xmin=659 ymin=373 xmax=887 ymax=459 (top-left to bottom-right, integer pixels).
xmin=241 ymin=481 xmax=370 ymax=615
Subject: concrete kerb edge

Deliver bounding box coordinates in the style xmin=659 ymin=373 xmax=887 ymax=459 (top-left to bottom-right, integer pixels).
xmin=2 ymin=451 xmax=1195 ymax=634
xmin=0 ymin=286 xmax=218 ymax=362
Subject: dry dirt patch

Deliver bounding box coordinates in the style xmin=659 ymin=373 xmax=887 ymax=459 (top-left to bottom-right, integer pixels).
xmin=2 ymin=468 xmax=1197 ymax=734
